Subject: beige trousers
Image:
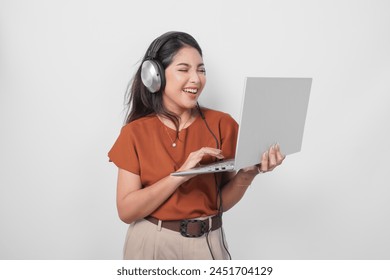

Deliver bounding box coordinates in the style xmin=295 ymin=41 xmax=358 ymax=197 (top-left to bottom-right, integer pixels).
xmin=123 ymin=217 xmax=230 ymax=260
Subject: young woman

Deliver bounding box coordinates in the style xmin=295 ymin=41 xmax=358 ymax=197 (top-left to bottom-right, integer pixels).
xmin=108 ymin=31 xmax=285 ymax=259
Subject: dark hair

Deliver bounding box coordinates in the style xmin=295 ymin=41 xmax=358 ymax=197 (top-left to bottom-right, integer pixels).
xmin=124 ymin=31 xmax=203 ymax=132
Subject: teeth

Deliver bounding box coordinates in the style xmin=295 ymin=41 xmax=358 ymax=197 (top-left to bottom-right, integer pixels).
xmin=183 ymin=88 xmax=198 ymax=94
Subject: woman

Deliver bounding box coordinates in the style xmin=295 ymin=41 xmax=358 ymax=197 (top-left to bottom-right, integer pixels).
xmin=108 ymin=31 xmax=285 ymax=259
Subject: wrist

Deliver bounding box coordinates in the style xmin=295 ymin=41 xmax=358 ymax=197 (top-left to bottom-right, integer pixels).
xmin=169 ymin=173 xmax=189 ymax=186
xmin=233 ymin=170 xmax=257 ymax=187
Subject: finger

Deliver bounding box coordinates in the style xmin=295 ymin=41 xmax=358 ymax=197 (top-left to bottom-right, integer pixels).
xmin=260 ymin=151 xmax=268 ymax=172
xmin=179 ymin=148 xmax=224 ymax=172
xmin=199 ymin=147 xmax=222 ymax=154
xmin=275 ymin=143 xmax=286 ymax=163
xmin=268 ymin=145 xmax=277 ymax=169
xmin=199 ymin=147 xmax=224 ymax=159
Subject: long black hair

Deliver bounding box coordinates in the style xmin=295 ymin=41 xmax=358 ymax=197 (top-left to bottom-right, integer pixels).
xmin=124 ymin=31 xmax=203 ymax=132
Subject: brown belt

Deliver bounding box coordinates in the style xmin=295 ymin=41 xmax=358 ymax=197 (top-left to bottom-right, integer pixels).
xmin=145 ymin=215 xmax=222 ymax=238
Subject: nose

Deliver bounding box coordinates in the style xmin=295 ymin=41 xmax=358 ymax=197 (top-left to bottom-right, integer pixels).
xmin=189 ymin=69 xmax=201 ymax=84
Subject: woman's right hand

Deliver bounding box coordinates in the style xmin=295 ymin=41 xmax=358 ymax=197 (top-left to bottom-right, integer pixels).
xmin=175 ymin=147 xmax=224 ymax=178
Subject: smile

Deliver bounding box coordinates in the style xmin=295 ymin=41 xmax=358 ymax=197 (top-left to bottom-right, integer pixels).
xmin=182 ymin=88 xmax=198 ymax=94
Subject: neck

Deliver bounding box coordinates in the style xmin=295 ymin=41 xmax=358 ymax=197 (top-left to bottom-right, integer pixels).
xmin=178 ymin=109 xmax=194 ymax=130
xmin=158 ymin=108 xmax=195 ymax=131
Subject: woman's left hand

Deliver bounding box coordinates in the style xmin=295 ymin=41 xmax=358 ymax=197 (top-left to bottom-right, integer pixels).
xmin=241 ymin=143 xmax=285 ymax=174
xmin=258 ymin=143 xmax=285 ymax=173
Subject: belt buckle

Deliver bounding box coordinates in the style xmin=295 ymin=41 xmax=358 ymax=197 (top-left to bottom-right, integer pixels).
xmin=180 ymin=219 xmax=206 ymax=238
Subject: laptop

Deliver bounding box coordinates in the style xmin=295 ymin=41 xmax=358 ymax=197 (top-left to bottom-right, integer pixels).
xmin=171 ymin=77 xmax=312 ymax=176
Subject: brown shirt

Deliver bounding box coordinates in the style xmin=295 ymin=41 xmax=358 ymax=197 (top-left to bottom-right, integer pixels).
xmin=108 ymin=108 xmax=238 ymax=220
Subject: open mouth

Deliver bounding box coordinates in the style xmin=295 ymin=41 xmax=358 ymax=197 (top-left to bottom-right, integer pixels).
xmin=182 ymin=88 xmax=198 ymax=94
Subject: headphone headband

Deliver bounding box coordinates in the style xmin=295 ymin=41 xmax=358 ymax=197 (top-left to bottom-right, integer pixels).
xmin=146 ymin=31 xmax=180 ymax=59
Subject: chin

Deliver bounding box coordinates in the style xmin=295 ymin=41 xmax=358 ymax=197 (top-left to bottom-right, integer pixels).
xmin=184 ymin=99 xmax=199 ymax=109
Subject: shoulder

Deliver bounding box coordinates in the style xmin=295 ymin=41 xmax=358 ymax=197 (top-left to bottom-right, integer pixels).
xmin=120 ymin=115 xmax=158 ymax=135
xmin=200 ymin=107 xmax=238 ymax=125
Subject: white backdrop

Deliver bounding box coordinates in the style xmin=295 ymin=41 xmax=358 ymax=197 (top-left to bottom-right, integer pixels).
xmin=1 ymin=0 xmax=389 ymax=259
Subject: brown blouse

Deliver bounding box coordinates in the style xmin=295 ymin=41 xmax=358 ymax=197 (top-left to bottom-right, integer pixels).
xmin=108 ymin=108 xmax=238 ymax=220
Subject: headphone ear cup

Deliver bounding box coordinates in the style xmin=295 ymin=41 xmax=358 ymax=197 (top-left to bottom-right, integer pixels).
xmin=141 ymin=60 xmax=165 ymax=93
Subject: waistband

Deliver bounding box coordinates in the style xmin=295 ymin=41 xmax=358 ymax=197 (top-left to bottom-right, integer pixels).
xmin=144 ymin=215 xmax=222 ymax=238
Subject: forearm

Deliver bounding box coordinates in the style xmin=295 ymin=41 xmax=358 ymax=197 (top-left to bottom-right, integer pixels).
xmin=221 ymin=170 xmax=258 ymax=211
xmin=117 ymin=175 xmax=186 ymax=224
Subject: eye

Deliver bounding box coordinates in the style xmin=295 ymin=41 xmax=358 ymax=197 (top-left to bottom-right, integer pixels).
xmin=198 ymin=68 xmax=206 ymax=74
xmin=178 ymin=69 xmax=189 ymax=72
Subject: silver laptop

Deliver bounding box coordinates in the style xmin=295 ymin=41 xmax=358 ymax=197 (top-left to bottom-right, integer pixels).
xmin=171 ymin=77 xmax=312 ymax=176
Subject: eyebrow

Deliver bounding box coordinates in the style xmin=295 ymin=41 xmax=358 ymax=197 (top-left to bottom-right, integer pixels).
xmin=175 ymin=63 xmax=205 ymax=67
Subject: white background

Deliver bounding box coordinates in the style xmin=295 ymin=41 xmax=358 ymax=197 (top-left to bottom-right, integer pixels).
xmin=1 ymin=0 xmax=389 ymax=259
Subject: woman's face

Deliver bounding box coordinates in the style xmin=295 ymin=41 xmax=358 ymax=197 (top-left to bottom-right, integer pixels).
xmin=163 ymin=46 xmax=206 ymax=114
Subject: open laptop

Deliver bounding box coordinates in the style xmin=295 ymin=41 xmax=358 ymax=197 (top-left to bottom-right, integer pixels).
xmin=171 ymin=77 xmax=312 ymax=176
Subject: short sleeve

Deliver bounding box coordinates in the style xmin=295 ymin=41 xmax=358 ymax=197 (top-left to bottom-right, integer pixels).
xmin=108 ymin=125 xmax=140 ymax=174
xmin=219 ymin=113 xmax=239 ymax=159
